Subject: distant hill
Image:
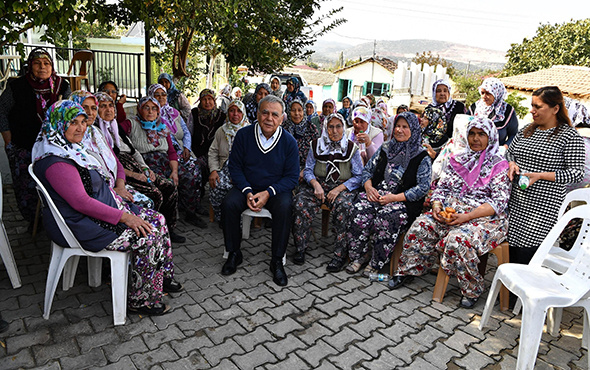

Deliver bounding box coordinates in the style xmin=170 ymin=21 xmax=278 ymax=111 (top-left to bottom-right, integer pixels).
xmin=309 ymin=39 xmax=506 ymax=72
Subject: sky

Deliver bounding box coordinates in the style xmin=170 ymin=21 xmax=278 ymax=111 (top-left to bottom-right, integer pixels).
xmin=317 ymin=0 xmax=588 ymax=52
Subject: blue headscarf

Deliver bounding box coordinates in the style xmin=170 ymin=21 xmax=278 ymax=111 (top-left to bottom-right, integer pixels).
xmin=157 ymin=73 xmax=180 ymax=106
xmin=282 ymin=77 xmax=307 ymax=110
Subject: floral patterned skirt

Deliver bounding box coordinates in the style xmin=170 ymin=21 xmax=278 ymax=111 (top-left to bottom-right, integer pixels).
xmin=209 ymin=163 xmax=233 ymax=222
xmin=104 ymin=207 xmax=174 ymax=308
xmin=6 ymin=142 xmax=37 ymax=223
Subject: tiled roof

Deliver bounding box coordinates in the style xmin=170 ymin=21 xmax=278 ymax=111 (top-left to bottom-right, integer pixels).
xmin=282 ymin=66 xmax=336 ymax=86
xmin=334 ymin=57 xmax=397 ymax=74
xmin=500 ymin=65 xmax=590 ymax=98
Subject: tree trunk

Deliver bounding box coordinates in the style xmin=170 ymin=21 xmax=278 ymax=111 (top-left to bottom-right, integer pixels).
xmin=172 ymin=28 xmax=194 ymax=79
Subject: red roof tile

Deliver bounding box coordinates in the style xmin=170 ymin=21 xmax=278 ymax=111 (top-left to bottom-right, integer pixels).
xmin=500 ymin=65 xmax=590 ymax=98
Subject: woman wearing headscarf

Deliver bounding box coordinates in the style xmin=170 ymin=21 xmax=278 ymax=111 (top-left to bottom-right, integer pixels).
xmin=430 ymin=114 xmax=470 ymax=184
xmin=94 ymin=92 xmax=184 ymax=243
xmin=129 ymin=96 xmax=206 ymax=228
xmin=32 ymin=100 xmax=182 ymax=316
xmin=157 ymin=73 xmax=192 ymax=123
xmin=148 ymin=84 xmax=193 ymax=162
xmin=282 ymin=77 xmax=307 ymax=111
xmin=468 ymin=77 xmax=519 ymax=148
xmin=305 ymin=100 xmax=321 ymax=132
xmin=208 ymin=100 xmax=250 ymax=222
xmin=426 ymin=79 xmax=466 ymax=141
xmin=346 ymin=106 xmax=384 ymax=165
xmin=98 ymin=80 xmax=128 ymax=126
xmin=0 ymin=48 xmax=71 ymax=223
xmin=345 ymin=112 xmax=431 ymax=276
xmin=506 ymin=86 xmax=585 ymax=266
xmin=319 ymin=98 xmax=337 ymax=126
xmin=337 ymin=96 xmax=353 ymax=122
xmin=216 ymin=84 xmax=232 ymax=114
xmin=281 ymin=99 xmax=319 ymax=174
xmin=292 ymin=113 xmax=363 ymax=268
xmin=270 ymin=76 xmax=282 ymax=97
xmin=420 ymin=106 xmax=448 ymax=158
xmin=391 ymin=117 xmax=511 ymax=308
xmin=243 ymin=83 xmax=270 ymax=123
xmin=231 ymin=87 xmax=243 ymax=100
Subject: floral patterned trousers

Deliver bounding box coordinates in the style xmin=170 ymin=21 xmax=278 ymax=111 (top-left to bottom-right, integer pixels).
xmin=397 ymin=212 xmax=507 ymax=299
xmin=292 ymin=181 xmax=356 ymax=256
xmin=6 ymin=143 xmax=37 ymax=223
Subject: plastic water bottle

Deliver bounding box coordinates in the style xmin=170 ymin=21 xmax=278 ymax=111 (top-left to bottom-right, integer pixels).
xmin=518 ymin=173 xmax=529 ymax=190
xmin=358 ymin=130 xmax=366 ymax=153
xmin=369 ymin=273 xmax=391 ymax=282
xmin=144 ymin=168 xmax=152 ymax=183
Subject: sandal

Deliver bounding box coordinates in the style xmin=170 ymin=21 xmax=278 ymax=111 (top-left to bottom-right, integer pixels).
xmin=128 ymin=302 xmax=171 ymax=316
xmin=345 ymin=261 xmax=363 ymax=274
xmin=326 ymin=257 xmax=346 ymax=272
xmin=362 ymin=265 xmax=378 ymax=278
xmin=163 ymin=278 xmax=183 ymax=293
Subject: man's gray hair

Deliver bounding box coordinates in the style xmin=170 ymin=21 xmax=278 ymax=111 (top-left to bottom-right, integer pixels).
xmin=258 ymin=94 xmax=285 ymax=114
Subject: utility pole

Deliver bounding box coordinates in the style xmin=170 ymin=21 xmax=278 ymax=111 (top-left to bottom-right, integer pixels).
xmin=370 ymin=39 xmax=376 ymax=94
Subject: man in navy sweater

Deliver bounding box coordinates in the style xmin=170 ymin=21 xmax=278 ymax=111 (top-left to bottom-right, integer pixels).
xmin=221 ymin=95 xmax=299 ymax=286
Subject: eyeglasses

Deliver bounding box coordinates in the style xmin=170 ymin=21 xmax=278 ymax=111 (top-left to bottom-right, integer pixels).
xmin=153 ymin=93 xmax=167 ymax=97
xmin=102 ymin=89 xmax=117 ymax=94
xmin=142 ymin=106 xmax=159 ymax=112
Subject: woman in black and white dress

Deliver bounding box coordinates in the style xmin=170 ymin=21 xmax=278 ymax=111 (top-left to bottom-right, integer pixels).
xmin=507 ymin=86 xmax=585 ymax=265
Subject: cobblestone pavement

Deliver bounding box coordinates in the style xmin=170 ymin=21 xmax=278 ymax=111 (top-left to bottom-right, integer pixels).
xmin=0 ymin=184 xmax=588 ymax=369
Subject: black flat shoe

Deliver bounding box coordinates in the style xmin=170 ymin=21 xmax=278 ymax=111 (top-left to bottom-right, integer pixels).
xmin=185 ymin=212 xmax=208 ymax=229
xmin=222 ymin=251 xmax=243 ymax=276
xmin=170 ymin=231 xmax=186 ymax=243
xmin=292 ymin=251 xmax=305 ymax=265
xmin=326 ymin=257 xmax=346 ymax=272
xmin=128 ymin=302 xmax=171 ymax=316
xmin=460 ymin=296 xmax=478 ymax=309
xmin=163 ymin=278 xmax=183 ymax=293
xmin=270 ymin=260 xmax=288 ymax=286
xmin=388 ymin=275 xmax=413 ymax=290
xmin=0 ymin=318 xmax=8 ymax=333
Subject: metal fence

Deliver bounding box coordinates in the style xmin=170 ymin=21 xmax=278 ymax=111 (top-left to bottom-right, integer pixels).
xmin=3 ymin=44 xmax=144 ymax=99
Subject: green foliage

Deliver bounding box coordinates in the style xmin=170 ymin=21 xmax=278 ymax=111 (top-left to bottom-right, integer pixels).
xmin=53 ymin=21 xmax=127 ymax=50
xmin=503 ymin=19 xmax=590 ymax=76
xmin=228 ymin=67 xmax=255 ymax=93
xmin=454 ymin=74 xmax=483 ymax=108
xmin=98 ymin=66 xmax=114 ymax=83
xmin=412 ymin=51 xmax=456 ymax=78
xmin=505 ymin=91 xmax=529 ymax=119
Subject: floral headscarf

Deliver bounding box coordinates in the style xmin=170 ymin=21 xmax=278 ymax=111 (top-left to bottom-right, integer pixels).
xmin=385 ymin=112 xmax=425 ymax=170
xmin=352 ymin=106 xmax=371 ymax=125
xmin=283 ymin=77 xmax=307 ymax=109
xmin=365 ymin=94 xmax=376 ymax=108
xmin=94 ymin=92 xmax=121 ymax=148
xmin=68 ymin=90 xmax=96 ymax=112
xmin=283 ymin=99 xmax=309 ymax=138
xmin=222 ymin=100 xmax=250 ymax=148
xmin=473 ymin=77 xmax=508 ymax=123
xmin=157 ymin=72 xmax=180 ymax=106
xmin=431 ymin=114 xmax=471 ymax=182
xmin=317 ymin=113 xmax=348 ymax=156
xmin=136 ymin=96 xmax=168 ymax=147
xmin=148 ymin=83 xmax=180 ymax=134
xmin=422 ymin=106 xmax=447 ymax=144
xmin=449 ymin=116 xmax=508 ymax=189
xmin=25 ymin=48 xmax=65 ymax=122
xmin=319 ymin=98 xmax=337 ymax=125
xmin=431 ymin=79 xmax=454 ymax=109
xmin=245 ymin=83 xmax=270 ymax=122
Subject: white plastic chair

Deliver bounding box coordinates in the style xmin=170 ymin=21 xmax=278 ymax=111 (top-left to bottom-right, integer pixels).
xmin=28 ymin=164 xmax=129 ymax=326
xmin=0 ymin=175 xmax=21 ymax=288
xmin=233 ymin=208 xmax=286 ymax=265
xmin=479 ymin=205 xmax=590 ymax=370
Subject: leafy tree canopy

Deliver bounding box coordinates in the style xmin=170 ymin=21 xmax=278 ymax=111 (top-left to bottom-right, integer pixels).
xmin=503 ymin=19 xmax=590 ymax=76
xmin=412 ymin=51 xmax=456 ymax=78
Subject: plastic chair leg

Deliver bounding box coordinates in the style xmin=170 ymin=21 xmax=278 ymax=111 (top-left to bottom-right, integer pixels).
xmin=109 ymin=255 xmax=129 ymax=326
xmin=546 ymin=307 xmax=563 ymax=337
xmin=242 ymin=214 xmax=252 ymax=240
xmin=44 ymin=243 xmax=69 ymax=320
xmin=516 ymin=304 xmax=548 ymax=370
xmin=62 ymin=255 xmax=80 ymax=291
xmin=479 ymin=276 xmax=503 ymax=330
xmin=432 ymin=266 xmax=450 ymax=303
xmin=87 ymin=257 xmax=103 ymax=288
xmin=0 ymin=223 xmax=21 ymax=288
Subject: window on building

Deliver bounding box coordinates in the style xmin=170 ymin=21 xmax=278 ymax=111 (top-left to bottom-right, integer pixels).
xmin=363 ymin=81 xmax=390 ymax=96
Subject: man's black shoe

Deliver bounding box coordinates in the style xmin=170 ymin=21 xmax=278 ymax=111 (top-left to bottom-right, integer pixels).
xmin=388 ymin=275 xmax=413 ymax=290
xmin=221 ymin=251 xmax=243 ymax=276
xmin=270 ymin=260 xmax=288 ymax=286
xmin=292 ymin=251 xmax=305 ymax=265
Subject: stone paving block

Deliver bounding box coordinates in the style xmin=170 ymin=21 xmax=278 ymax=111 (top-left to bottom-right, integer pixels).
xmin=295 ymin=322 xmax=333 ymax=345
xmin=474 ymin=324 xmax=518 ymax=356
xmin=455 ymin=317 xmax=487 ymax=340
xmin=343 ymin=301 xmax=378 ymax=321
xmin=177 ymin=313 xmax=217 ymax=333
xmin=292 ymin=307 xmax=329 ymax=327
xmin=296 ymin=339 xmax=338 ymax=368
xmin=209 ymin=305 xmax=249 ymax=324
xmin=161 ymin=352 xmax=211 ymax=370
xmin=310 ymin=285 xmax=346 ymax=301
xmin=355 ymin=331 xmax=396 ymax=358
xmin=199 ymin=297 xmax=223 ymax=313
xmin=33 ymin=338 xmax=80 ymax=366
xmin=339 ymin=289 xmax=372 ymax=306
xmin=51 ymin=319 xmax=94 ymax=339
xmin=170 ymin=333 xmax=214 ymax=357
xmin=378 ymin=320 xmax=416 ymax=344
xmin=290 ymin=293 xmax=321 ymax=313
xmin=265 ymin=288 xmax=301 ymax=305
xmin=453 ymin=348 xmax=495 ymax=369
xmin=204 ymin=319 xmax=248 ymax=345
xmin=360 ymin=349 xmax=406 ymax=370
xmin=310 ymin=274 xmax=345 ymax=289
xmin=186 ymin=285 xmax=224 ymax=302
xmin=77 ymin=328 xmax=119 ymax=353
xmin=348 ymin=315 xmax=387 ymax=339
xmin=236 ymin=310 xmax=274 ymax=331
xmin=265 ymin=317 xmax=304 ymax=338
xmin=315 ymin=297 xmax=352 ymax=316
xmin=115 ymin=317 xmax=159 ymax=341
xmin=234 ymin=326 xmax=275 ymax=352
xmin=423 ymin=342 xmax=461 ymax=369
xmin=0 ymin=348 xmax=35 ymax=370
xmin=409 ymin=324 xmax=446 ymax=349
xmin=212 ymin=291 xmax=248 ymax=309
xmin=201 ymin=338 xmax=245 ymax=367
xmin=385 ymin=337 xmax=427 ymax=364
xmin=263 ymin=333 xmax=307 ymax=361
xmin=103 ymin=335 xmax=148 ymax=363
xmin=359 ymin=281 xmax=389 ymax=298
xmin=430 ymin=315 xmax=465 ymax=335
xmin=539 ymin=345 xmax=581 ymax=369
xmin=232 ymin=344 xmax=277 ymax=370
xmin=327 ymin=345 xmax=372 ymax=368
xmin=241 ymin=284 xmax=276 ymax=300
xmin=323 ymin=326 xmax=364 ymax=351
xmin=264 ymin=302 xmax=299 ymax=321
xmin=444 ymin=329 xmax=481 ymax=354
xmin=314 ymin=359 xmax=340 ymax=370
xmin=370 ymin=305 xmax=406 ymax=326
xmin=183 ymin=302 xmax=206 ymax=319
xmin=264 ymin=353 xmax=309 ymax=370
xmin=142 ymin=325 xmax=185 ymax=350
xmin=365 ymin=292 xmax=400 ymax=311
xmin=6 ymin=327 xmax=51 ymax=354
xmin=238 ymin=296 xmax=275 ymax=315
xmin=400 ymin=309 xmax=433 ymax=330
xmin=319 ymin=311 xmax=358 ymax=332
xmin=94 ymin=355 xmax=137 ymax=370
xmin=130 ymin=342 xmax=179 ymax=368
xmin=60 ymin=347 xmax=107 ymax=369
